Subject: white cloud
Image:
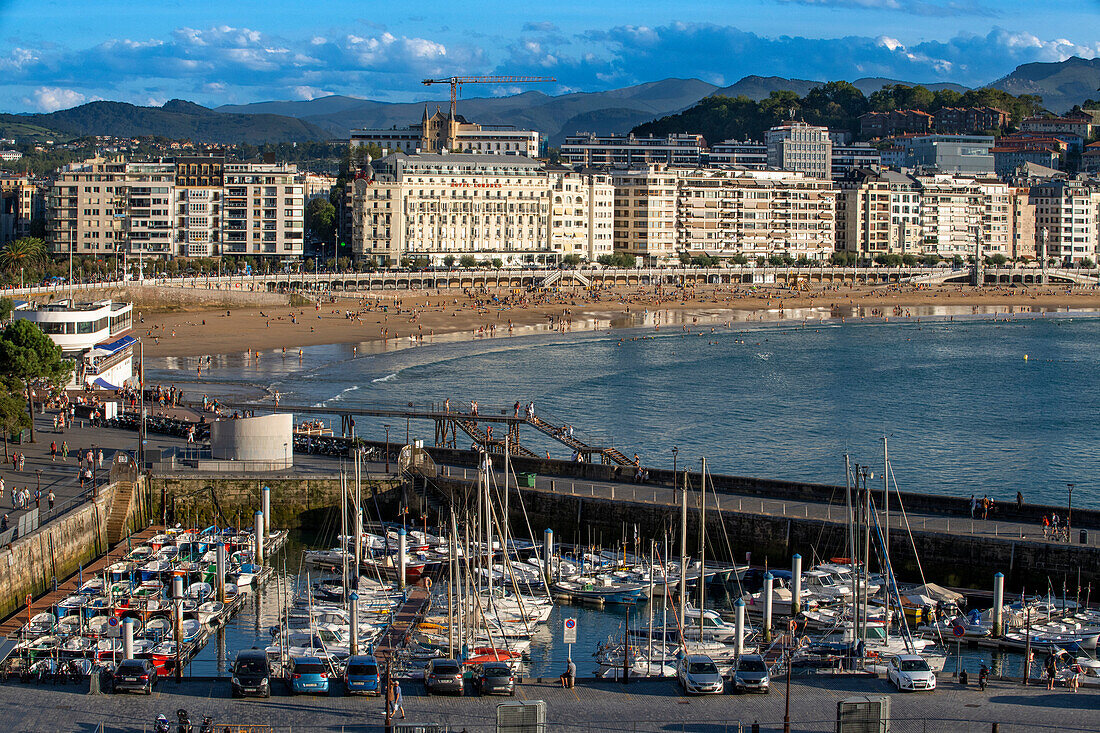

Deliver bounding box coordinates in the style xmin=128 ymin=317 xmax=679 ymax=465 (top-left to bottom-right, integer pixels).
xmin=27 ymin=87 xmax=88 ymax=112
xmin=292 ymin=85 xmax=333 ymax=100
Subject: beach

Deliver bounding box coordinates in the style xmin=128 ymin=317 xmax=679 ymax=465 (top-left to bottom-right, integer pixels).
xmin=138 ymin=282 xmax=1100 ymax=359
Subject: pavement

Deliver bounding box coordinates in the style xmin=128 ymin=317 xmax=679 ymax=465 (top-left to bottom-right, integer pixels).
xmin=0 ymin=674 xmax=1095 ymax=732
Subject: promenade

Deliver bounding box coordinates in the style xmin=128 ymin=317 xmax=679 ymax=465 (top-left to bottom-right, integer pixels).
xmin=0 ymin=674 xmax=1094 ymax=732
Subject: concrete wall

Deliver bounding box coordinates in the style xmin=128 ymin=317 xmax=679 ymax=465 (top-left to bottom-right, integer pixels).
xmin=150 ymin=474 xmax=401 ymax=533
xmin=210 ymin=414 xmax=294 ymax=466
xmin=0 ymin=485 xmax=116 ymax=620
xmin=430 ymin=475 xmax=1100 ymax=591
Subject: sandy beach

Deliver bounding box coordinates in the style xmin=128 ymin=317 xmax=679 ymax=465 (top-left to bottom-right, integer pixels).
xmin=137 ymin=283 xmax=1100 ymax=359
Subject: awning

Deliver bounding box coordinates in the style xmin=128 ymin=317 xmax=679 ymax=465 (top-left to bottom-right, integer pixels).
xmin=93 ymin=377 xmax=119 ymax=390
xmin=93 ymin=335 xmax=136 ymax=357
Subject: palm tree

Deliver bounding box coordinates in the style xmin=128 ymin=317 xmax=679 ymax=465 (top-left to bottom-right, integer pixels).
xmin=0 ymin=237 xmax=46 ymax=272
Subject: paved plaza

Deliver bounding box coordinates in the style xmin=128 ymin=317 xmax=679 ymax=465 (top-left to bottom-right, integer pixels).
xmin=0 ymin=674 xmax=1095 ymax=732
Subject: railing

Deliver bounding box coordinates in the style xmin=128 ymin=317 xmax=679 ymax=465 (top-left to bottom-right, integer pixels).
xmin=0 ymin=483 xmax=101 ymax=548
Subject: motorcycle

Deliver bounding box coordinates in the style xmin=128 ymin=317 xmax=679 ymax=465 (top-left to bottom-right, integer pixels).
xmin=154 ymin=715 xmax=171 ymax=733
xmin=177 ymin=709 xmax=193 ymax=733
xmin=978 ymin=664 xmax=989 ymax=691
xmin=200 ymin=716 xmax=214 ymax=733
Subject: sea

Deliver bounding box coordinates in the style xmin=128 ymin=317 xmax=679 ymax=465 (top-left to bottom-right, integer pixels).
xmin=148 ymin=307 xmax=1099 ymax=679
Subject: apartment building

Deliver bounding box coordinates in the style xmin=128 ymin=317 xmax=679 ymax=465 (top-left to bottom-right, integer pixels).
xmin=47 ymin=155 xmax=304 ymax=260
xmin=1030 ymin=178 xmax=1100 ymax=263
xmin=916 ymin=174 xmax=1010 ymax=259
xmin=351 ymin=107 xmax=539 ymax=158
xmin=611 ymin=166 xmax=835 ymax=263
xmin=349 ymin=152 xmax=611 ymax=266
xmin=992 ymin=147 xmax=1060 ymax=178
xmin=706 ymin=140 xmax=767 ymax=169
xmin=831 ymin=144 xmax=881 ymax=178
xmin=765 ymin=122 xmax=832 ymax=179
xmin=1007 ymin=187 xmax=1037 ymax=261
xmin=1021 ymin=116 xmax=1091 ymax=140
xmin=611 ymin=168 xmax=678 ymax=263
xmin=835 ymin=169 xmax=922 ymax=255
xmin=932 ymin=106 xmax=1008 ymax=134
xmin=0 ymin=175 xmax=46 ymax=243
xmin=834 ymin=169 xmax=1010 ymax=259
xmin=548 ymin=168 xmax=615 ymax=261
xmin=560 ymin=133 xmax=706 ymax=168
xmin=47 ymin=158 xmax=127 ymax=257
xmin=859 ymin=109 xmax=933 ymax=139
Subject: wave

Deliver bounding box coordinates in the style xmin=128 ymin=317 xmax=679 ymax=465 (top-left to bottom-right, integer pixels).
xmin=372 ymin=373 xmax=398 ymax=383
xmin=314 ymin=384 xmax=360 ymax=406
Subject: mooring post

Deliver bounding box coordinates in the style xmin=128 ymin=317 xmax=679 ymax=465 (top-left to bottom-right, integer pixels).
xmin=992 ymin=572 xmax=1005 ymax=637
xmin=123 ymin=618 xmax=134 ymax=660
xmin=763 ymin=572 xmax=774 ymax=643
xmin=791 ymin=554 xmax=802 ymax=616
xmin=262 ymin=485 xmax=271 ymax=534
xmin=397 ymin=528 xmax=407 ymax=591
xmin=349 ymin=591 xmax=360 ymax=655
xmin=216 ymin=543 xmax=227 ymax=604
xmin=734 ymin=598 xmax=745 ymax=657
xmin=254 ymin=510 xmax=264 ymax=566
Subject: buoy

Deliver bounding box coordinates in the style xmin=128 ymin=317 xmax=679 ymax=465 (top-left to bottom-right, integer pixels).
xmin=1024 ymin=354 xmax=1028 ymax=361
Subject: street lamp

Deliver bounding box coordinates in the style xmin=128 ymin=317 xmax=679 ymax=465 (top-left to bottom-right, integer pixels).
xmin=283 ymin=442 xmax=288 ymax=469
xmin=671 ymin=446 xmax=679 ymax=478
xmin=1067 ymin=483 xmax=1075 ymax=539
xmin=384 ymin=424 xmax=391 ymax=473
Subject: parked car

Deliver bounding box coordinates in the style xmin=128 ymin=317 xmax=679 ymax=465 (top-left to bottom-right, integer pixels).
xmin=424 ymin=657 xmax=464 ymax=695
xmin=231 ymin=648 xmax=272 ymax=698
xmin=476 ymin=661 xmax=516 ymax=696
xmin=676 ymin=654 xmax=724 ymax=694
xmin=887 ymin=654 xmax=937 ymax=692
xmin=113 ymin=658 xmax=157 ymax=695
xmin=344 ymin=654 xmax=381 ymax=695
xmin=731 ymin=654 xmax=770 ymax=693
xmin=286 ymin=656 xmax=330 ymax=695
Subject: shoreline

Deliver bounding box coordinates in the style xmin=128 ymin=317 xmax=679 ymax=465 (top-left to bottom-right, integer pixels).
xmin=138 ymin=283 xmax=1100 ymax=361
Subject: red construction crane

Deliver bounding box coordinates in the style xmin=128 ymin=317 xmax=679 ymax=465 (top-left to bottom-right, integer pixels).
xmin=421 ymin=76 xmax=556 ymax=120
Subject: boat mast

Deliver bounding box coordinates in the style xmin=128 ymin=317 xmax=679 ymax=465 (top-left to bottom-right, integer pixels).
xmin=844 ymin=454 xmax=857 ymax=664
xmin=679 ymin=467 xmax=688 ymax=650
xmin=340 ymin=469 xmax=348 ymax=611
xmin=354 ymin=451 xmax=363 ymax=588
xmin=647 ymin=540 xmax=654 ymax=677
xmin=448 ymin=506 xmax=457 ymax=659
xmin=862 ymin=466 xmax=872 ymax=664
xmin=698 ymin=458 xmax=707 ymax=644
xmin=882 ymin=435 xmax=890 ymax=644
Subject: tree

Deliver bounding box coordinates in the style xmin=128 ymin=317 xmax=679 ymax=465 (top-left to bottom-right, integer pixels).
xmin=305 ymin=198 xmax=336 ymax=243
xmin=921 ymin=254 xmax=942 ymax=266
xmin=443 ymin=255 xmax=456 ymax=268
xmin=459 ymin=255 xmax=477 ymax=268
xmin=0 ymin=297 xmax=12 ymax=324
xmin=561 ymin=254 xmax=582 ymax=267
xmin=988 ymin=253 xmax=1008 ymax=266
xmin=0 ymin=237 xmax=46 ymax=273
xmin=731 ymin=254 xmax=749 ymax=265
xmin=491 ymin=258 xmax=503 ymax=269
xmin=0 ymin=319 xmax=73 ymax=443
xmin=0 ymin=379 xmax=30 ymax=461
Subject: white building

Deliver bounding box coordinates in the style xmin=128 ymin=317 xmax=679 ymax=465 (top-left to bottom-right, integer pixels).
xmin=1030 ymin=178 xmax=1100 ymax=264
xmin=765 ymin=122 xmax=832 ymax=179
xmin=222 ymin=162 xmax=305 ymax=258
xmin=13 ymin=299 xmax=135 ymax=389
xmin=351 ymin=107 xmax=539 ymax=158
xmin=560 ymin=133 xmax=706 ymax=168
xmin=350 ymin=152 xmax=612 ymax=266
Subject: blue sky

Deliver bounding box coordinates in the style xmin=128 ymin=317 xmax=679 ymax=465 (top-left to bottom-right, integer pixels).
xmin=1 ymin=0 xmax=1098 ymax=112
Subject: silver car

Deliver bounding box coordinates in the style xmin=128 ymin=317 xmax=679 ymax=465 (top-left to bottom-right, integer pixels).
xmin=677 ymin=654 xmax=724 ymax=694
xmin=732 ymin=654 xmax=770 ymax=693
xmin=425 ymin=657 xmax=465 ymax=695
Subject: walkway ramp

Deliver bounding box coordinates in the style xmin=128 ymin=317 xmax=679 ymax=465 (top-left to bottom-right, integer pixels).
xmin=455 ymin=420 xmax=539 ymax=458
xmin=373 ymin=584 xmax=431 ymax=663
xmin=527 ymin=415 xmax=632 ymax=466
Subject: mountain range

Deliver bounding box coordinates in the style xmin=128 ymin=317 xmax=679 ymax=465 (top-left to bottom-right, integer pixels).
xmin=3 ymin=58 xmax=1098 ymax=147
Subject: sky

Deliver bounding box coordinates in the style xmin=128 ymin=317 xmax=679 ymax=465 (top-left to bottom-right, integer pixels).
xmin=1 ymin=0 xmax=1099 ymax=113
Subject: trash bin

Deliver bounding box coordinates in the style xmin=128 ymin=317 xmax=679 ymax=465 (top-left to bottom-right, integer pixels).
xmin=1081 ymin=529 xmax=1088 ymax=545
xmin=523 ymin=473 xmax=537 ymax=488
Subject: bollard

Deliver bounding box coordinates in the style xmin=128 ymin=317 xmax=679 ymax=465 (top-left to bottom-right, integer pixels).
xmin=349 ymin=592 xmax=360 ymax=655
xmin=216 ymin=543 xmax=227 ymax=604
xmin=123 ymin=618 xmax=135 ymax=660
xmin=734 ymin=598 xmax=745 ymax=657
xmin=791 ymin=554 xmax=803 ymax=616
xmin=992 ymin=572 xmax=1005 ymax=637
xmin=763 ymin=572 xmax=774 ymax=643
xmin=544 ymin=529 xmax=554 ymax=583
xmin=262 ymin=486 xmax=271 ymax=534
xmin=254 ymin=510 xmax=264 ymax=566
xmin=397 ymin=528 xmax=407 ymax=591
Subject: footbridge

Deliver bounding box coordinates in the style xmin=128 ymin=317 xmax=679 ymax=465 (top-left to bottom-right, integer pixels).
xmin=903 ymin=265 xmax=1100 ymax=286
xmin=214 ymin=400 xmax=636 ymax=466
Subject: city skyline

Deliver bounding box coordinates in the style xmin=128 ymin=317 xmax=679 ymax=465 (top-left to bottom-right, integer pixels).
xmin=1 ymin=0 xmax=1099 ymax=113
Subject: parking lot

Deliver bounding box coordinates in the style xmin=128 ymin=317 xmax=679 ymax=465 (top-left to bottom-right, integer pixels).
xmin=0 ymin=673 xmax=1097 ymax=732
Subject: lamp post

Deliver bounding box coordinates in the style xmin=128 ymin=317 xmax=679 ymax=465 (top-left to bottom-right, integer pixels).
xmin=672 ymin=445 xmax=678 ymax=478
xmin=1067 ymin=483 xmax=1075 ymax=539
xmin=784 ymin=647 xmax=792 ymax=733
xmin=283 ymin=442 xmax=288 ymax=470
xmin=384 ymin=424 xmax=391 ymax=473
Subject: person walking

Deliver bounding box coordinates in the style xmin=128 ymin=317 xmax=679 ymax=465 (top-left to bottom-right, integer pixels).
xmin=389 ymin=679 xmax=405 ymax=719
xmin=97 ymin=448 xmax=103 ymax=467
xmin=61 ymin=441 xmax=68 ymax=461
xmin=50 ymin=441 xmax=57 ymax=461
xmin=33 ymin=489 xmax=40 ymax=510
xmin=1045 ymin=652 xmax=1058 ymax=690
xmin=1016 ymin=491 xmax=1024 ymax=511
xmin=970 ymin=495 xmax=976 ymax=518
xmin=1042 ymin=514 xmax=1050 ymax=539
xmin=47 ymin=490 xmax=54 ymax=511
xmin=17 ymin=453 xmax=24 ymax=472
